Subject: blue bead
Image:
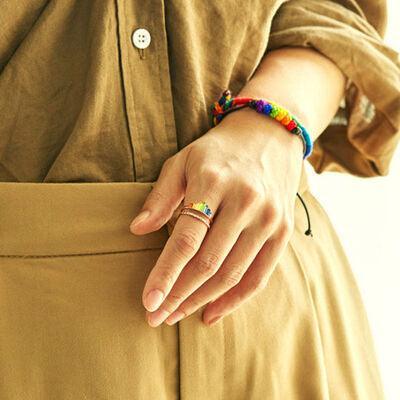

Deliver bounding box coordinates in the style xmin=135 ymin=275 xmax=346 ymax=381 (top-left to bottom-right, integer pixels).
xmin=263 ymin=104 xmax=272 ymax=114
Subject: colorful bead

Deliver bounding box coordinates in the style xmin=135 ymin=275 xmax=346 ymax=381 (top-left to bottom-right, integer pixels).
xmin=256 ymin=100 xmax=264 ymax=113
xmin=214 ymin=103 xmax=223 ymax=113
xmin=209 ymin=89 xmax=313 ymax=159
xmin=275 ymin=109 xmax=287 ymax=121
xmin=286 ymin=120 xmax=296 ymax=131
xmin=269 ymin=106 xmax=279 ymax=118
xmin=281 ymin=114 xmax=291 ymax=125
xmin=223 ymin=98 xmax=233 ymax=110
xmin=185 ymin=201 xmax=213 ymax=217
xmin=263 ymin=103 xmax=272 ymax=114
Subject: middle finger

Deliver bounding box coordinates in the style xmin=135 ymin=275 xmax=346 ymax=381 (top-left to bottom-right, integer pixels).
xmin=146 ymin=201 xmax=246 ymax=326
xmin=164 ymin=215 xmax=277 ymax=325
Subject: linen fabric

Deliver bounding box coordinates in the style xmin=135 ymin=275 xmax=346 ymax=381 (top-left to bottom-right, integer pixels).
xmin=0 ymin=1 xmax=399 ymax=399
xmin=0 ymin=178 xmax=384 ymax=399
xmin=0 ymin=0 xmax=398 ymax=182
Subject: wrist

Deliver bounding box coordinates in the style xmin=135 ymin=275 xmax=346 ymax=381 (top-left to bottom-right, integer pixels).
xmin=235 ymin=78 xmax=315 ymax=143
xmin=215 ymin=104 xmax=305 ymax=162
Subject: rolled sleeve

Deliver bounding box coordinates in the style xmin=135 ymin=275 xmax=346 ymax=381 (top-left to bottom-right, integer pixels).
xmin=267 ymin=0 xmax=400 ymax=177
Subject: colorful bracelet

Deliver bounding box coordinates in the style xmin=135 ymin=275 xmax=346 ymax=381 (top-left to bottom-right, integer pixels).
xmin=210 ymin=89 xmax=313 ymax=159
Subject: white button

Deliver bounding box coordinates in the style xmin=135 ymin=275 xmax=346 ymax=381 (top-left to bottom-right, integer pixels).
xmin=132 ymin=28 xmax=151 ymax=49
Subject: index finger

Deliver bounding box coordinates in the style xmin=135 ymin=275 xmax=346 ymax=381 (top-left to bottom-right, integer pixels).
xmin=141 ymin=204 xmax=212 ymax=312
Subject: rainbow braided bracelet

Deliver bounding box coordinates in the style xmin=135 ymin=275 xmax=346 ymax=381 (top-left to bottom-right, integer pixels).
xmin=210 ymin=89 xmax=313 ymax=159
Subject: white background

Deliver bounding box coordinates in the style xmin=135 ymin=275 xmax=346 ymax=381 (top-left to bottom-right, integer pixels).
xmin=306 ymin=2 xmax=399 ymax=398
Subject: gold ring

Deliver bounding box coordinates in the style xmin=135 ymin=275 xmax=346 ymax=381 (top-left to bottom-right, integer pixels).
xmin=179 ymin=208 xmax=211 ymax=229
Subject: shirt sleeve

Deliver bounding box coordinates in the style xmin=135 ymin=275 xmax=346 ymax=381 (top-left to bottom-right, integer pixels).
xmin=267 ymin=0 xmax=400 ymax=177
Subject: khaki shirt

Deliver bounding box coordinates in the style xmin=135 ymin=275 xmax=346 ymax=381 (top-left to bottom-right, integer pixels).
xmin=0 ymin=3 xmax=397 ymax=398
xmin=0 ymin=0 xmax=399 ymax=183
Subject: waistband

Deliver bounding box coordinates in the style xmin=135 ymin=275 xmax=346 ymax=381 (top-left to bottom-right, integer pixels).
xmin=0 ymin=166 xmax=309 ymax=257
xmin=0 ymin=182 xmax=169 ymax=257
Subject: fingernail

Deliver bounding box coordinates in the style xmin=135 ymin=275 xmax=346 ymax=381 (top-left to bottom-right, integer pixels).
xmin=144 ymin=289 xmax=164 ymax=312
xmin=206 ymin=315 xmax=222 ymax=326
xmin=165 ymin=310 xmax=185 ymax=325
xmin=131 ymin=210 xmax=150 ymax=229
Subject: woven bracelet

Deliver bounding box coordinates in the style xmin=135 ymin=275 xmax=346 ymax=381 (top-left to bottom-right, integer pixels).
xmin=210 ymin=89 xmax=313 ymax=159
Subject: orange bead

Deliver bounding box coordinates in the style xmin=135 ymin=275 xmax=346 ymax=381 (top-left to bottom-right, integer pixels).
xmin=282 ymin=115 xmax=292 ymax=125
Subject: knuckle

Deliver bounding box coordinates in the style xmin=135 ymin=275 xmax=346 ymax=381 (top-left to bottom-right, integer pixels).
xmin=267 ymin=198 xmax=283 ymax=224
xmin=194 ymin=251 xmax=221 ymax=277
xmin=280 ymin=216 xmax=295 ymax=240
xmin=199 ymin=166 xmax=225 ymax=185
xmin=258 ymin=201 xmax=282 ymax=229
xmin=148 ymin=188 xmax=169 ymax=204
xmin=163 ymin=292 xmax=185 ymax=311
xmin=268 ymin=199 xmax=281 ymax=220
xmin=174 ymin=229 xmax=199 ymax=257
xmin=258 ymin=205 xmax=275 ymax=229
xmin=183 ymin=295 xmax=203 ymax=311
xmin=162 ymin=153 xmax=181 ymax=171
xmin=239 ymin=185 xmax=263 ymax=208
xmin=157 ymin=266 xmax=177 ymax=288
xmin=217 ymin=266 xmax=244 ymax=288
xmin=248 ymin=274 xmax=267 ymax=292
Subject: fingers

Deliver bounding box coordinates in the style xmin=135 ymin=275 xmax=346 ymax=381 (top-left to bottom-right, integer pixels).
xmin=162 ymin=224 xmax=269 ymax=325
xmin=146 ymin=204 xmax=246 ymax=326
xmin=135 ymin=147 xmax=295 ymax=328
xmin=129 ymin=154 xmax=186 ymax=235
xmin=157 ymin=194 xmax=284 ymax=326
xmin=162 ymin=210 xmax=279 ymax=325
xmin=141 ymin=212 xmax=208 ymax=315
xmin=201 ymin=228 xmax=291 ymax=325
xmin=140 ymin=166 xmax=227 ymax=317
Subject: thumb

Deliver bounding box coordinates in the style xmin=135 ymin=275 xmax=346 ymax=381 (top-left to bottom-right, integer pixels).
xmin=129 ymin=154 xmax=186 ymax=235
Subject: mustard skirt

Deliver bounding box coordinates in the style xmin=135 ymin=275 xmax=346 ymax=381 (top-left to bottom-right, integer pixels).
xmin=0 ymin=181 xmax=384 ymax=399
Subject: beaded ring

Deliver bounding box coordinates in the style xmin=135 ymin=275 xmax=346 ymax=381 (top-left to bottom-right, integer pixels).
xmin=179 ymin=200 xmax=214 ymax=230
xmin=210 ymin=89 xmax=313 ymax=159
xmin=182 ymin=200 xmax=213 ymax=218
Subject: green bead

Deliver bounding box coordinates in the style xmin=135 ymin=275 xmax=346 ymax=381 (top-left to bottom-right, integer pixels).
xmin=270 ymin=106 xmax=279 ymax=118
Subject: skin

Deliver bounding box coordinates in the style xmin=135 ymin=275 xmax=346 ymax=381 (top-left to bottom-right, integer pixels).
xmin=129 ymin=47 xmax=346 ymax=327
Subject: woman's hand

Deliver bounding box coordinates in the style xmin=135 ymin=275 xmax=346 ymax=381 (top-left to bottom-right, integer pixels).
xmin=129 ymin=107 xmax=304 ymax=327
xmin=128 ymin=46 xmax=345 ymax=327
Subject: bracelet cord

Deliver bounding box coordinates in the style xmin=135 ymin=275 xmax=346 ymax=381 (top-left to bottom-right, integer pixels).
xmin=209 ymin=89 xmax=314 ymax=237
xmin=296 ymin=192 xmax=313 ymax=237
xmin=210 ymin=89 xmax=313 ymax=160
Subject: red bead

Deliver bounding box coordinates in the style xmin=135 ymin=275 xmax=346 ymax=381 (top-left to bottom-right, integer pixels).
xmin=286 ymin=120 xmax=296 ymax=131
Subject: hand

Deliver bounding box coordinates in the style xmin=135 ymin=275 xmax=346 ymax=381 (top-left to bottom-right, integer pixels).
xmin=129 ymin=107 xmax=304 ymax=327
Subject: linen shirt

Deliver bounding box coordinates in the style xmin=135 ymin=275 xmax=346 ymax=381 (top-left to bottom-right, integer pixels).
xmin=0 ymin=0 xmax=399 ymax=183
xmin=0 ymin=2 xmax=398 ymax=398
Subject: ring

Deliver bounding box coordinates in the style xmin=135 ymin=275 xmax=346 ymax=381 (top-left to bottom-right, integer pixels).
xmin=178 ymin=200 xmax=214 ymax=230
xmin=179 ymin=208 xmax=211 ymax=229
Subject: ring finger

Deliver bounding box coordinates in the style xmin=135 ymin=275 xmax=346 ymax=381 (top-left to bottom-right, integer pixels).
xmin=164 ymin=216 xmax=277 ymax=325
xmin=202 ymin=229 xmax=289 ymax=325
xmin=146 ymin=198 xmax=247 ymax=327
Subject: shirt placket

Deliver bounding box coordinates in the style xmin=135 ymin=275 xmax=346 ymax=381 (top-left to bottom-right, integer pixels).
xmin=115 ymin=0 xmax=178 ymax=182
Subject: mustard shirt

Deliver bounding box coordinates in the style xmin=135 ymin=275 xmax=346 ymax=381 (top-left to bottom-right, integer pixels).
xmin=0 ymin=0 xmax=399 ymax=183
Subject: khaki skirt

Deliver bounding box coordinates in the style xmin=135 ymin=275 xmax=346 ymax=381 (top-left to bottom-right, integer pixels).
xmin=0 ymin=180 xmax=384 ymax=399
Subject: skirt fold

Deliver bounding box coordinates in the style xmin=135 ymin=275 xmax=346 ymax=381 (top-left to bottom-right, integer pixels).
xmin=0 ymin=181 xmax=384 ymax=399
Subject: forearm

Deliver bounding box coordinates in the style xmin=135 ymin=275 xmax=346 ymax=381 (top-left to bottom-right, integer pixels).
xmin=231 ymin=47 xmax=347 ymax=143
